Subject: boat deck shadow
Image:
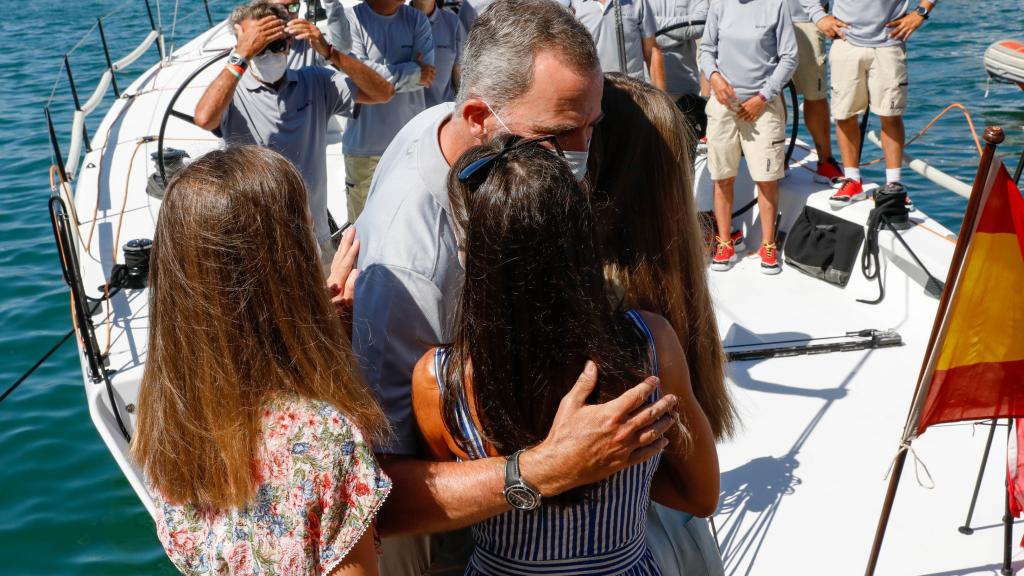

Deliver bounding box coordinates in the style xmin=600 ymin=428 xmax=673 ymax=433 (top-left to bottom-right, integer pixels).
xmin=716 ymin=348 xmax=876 ymax=575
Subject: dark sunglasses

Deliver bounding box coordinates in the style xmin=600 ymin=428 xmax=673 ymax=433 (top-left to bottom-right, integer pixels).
xmin=259 ymin=36 xmax=290 ymax=56
xmin=457 ymin=135 xmax=565 ymax=185
xmin=284 ymin=2 xmax=301 ymax=13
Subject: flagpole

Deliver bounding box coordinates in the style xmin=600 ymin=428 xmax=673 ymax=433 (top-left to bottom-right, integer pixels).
xmin=865 ymin=126 xmax=1006 ymax=576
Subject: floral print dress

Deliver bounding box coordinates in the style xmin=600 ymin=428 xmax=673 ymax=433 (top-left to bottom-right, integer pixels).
xmin=152 ymin=394 xmax=391 ymax=576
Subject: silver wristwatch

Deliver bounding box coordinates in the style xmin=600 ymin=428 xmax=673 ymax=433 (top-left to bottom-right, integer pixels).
xmin=227 ymin=49 xmax=249 ymax=70
xmin=504 ymin=449 xmax=542 ymax=511
xmin=913 ymin=5 xmax=930 ymax=19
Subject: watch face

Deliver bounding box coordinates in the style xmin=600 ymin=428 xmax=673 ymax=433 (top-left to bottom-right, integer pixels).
xmin=505 ymin=485 xmax=540 ymax=511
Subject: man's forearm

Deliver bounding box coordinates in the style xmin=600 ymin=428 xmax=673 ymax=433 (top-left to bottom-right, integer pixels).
xmin=194 ymin=69 xmax=238 ymax=130
xmin=331 ymin=51 xmax=394 ymax=103
xmin=648 ymin=44 xmax=666 ymax=91
xmin=376 ymin=456 xmax=509 ymax=537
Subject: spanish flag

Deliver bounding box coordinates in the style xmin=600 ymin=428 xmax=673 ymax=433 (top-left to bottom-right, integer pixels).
xmin=907 ymin=160 xmax=1024 ymax=437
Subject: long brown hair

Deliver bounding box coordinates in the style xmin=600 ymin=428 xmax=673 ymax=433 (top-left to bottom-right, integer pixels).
xmin=131 ymin=146 xmax=387 ymax=509
xmin=591 ymin=73 xmax=737 ymax=440
xmin=445 ymin=135 xmax=649 ymax=456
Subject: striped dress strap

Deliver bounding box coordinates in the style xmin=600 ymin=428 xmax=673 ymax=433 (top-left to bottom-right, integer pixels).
xmin=624 ymin=309 xmax=660 ymax=378
xmin=433 ymin=348 xmax=489 ymax=459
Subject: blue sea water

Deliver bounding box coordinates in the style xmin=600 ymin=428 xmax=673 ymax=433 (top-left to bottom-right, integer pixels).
xmin=0 ymin=0 xmax=1020 ymax=573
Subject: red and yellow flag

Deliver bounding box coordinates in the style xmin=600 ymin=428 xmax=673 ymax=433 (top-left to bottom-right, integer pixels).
xmin=912 ymin=161 xmax=1024 ymax=435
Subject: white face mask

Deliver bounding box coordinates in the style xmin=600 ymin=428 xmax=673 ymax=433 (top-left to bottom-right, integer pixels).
xmin=250 ymin=51 xmax=288 ymax=84
xmin=563 ymin=148 xmax=589 ymax=182
xmin=483 ymin=100 xmax=589 ymax=182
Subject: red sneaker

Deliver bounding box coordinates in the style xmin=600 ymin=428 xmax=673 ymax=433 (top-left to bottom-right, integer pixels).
xmin=759 ymin=242 xmax=781 ymax=275
xmin=710 ymin=237 xmax=737 ymax=271
xmin=829 ymin=178 xmax=867 ymax=210
xmin=814 ymin=157 xmax=844 ymax=185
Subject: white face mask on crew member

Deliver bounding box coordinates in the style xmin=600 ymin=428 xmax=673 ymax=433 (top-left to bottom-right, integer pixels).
xmin=251 ymin=51 xmax=288 ymax=84
xmin=483 ymin=101 xmax=590 ymax=182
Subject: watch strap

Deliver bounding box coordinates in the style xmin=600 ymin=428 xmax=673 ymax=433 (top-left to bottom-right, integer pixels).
xmin=915 ymin=5 xmax=930 ymax=19
xmin=505 ymin=449 xmax=524 ymax=487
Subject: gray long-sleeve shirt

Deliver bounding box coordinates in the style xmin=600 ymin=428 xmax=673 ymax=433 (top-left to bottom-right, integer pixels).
xmin=343 ymin=3 xmax=435 ymax=157
xmin=699 ymin=0 xmax=797 ymax=101
xmin=649 ymin=0 xmax=707 ymax=96
xmin=801 ymin=0 xmax=938 ymax=47
xmin=786 ymin=0 xmax=825 ymax=23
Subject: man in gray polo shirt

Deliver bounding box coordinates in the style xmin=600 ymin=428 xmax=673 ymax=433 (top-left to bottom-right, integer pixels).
xmin=193 ymin=0 xmax=394 ymax=269
xmin=573 ymin=0 xmax=666 ymax=90
xmin=352 ymin=0 xmax=679 ymax=573
xmin=342 ymin=0 xmax=435 ymax=222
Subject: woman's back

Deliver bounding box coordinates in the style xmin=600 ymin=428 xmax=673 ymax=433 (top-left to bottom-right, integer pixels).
xmin=153 ymin=394 xmax=390 ymax=576
xmin=432 ymin=311 xmax=663 ymax=575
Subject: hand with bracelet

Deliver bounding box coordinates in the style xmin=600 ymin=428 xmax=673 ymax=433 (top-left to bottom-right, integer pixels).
xmin=885 ymin=3 xmax=933 ymax=42
xmin=737 ymin=93 xmax=768 ymax=122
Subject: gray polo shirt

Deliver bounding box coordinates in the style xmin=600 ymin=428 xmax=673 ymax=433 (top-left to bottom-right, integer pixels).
xmin=343 ymin=3 xmax=435 ymax=158
xmin=649 ymin=0 xmax=706 ymax=96
xmin=699 ymin=0 xmax=797 ymax=101
xmin=352 ymin=102 xmax=460 ymax=455
xmin=574 ymin=0 xmax=658 ymax=80
xmin=287 ymin=0 xmax=353 ymax=69
xmin=801 ymin=0 xmax=938 ymax=47
xmin=424 ymin=7 xmax=465 ymax=107
xmin=220 ymin=67 xmax=356 ymax=244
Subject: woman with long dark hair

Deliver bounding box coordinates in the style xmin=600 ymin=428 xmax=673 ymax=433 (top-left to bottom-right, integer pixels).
xmin=411 ymin=135 xmax=719 ymax=574
xmin=591 ymin=72 xmax=734 ymax=576
xmin=132 ymin=146 xmax=389 ymax=576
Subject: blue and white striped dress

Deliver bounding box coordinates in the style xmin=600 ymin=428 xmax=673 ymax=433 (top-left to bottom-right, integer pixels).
xmin=434 ymin=310 xmax=664 ymax=576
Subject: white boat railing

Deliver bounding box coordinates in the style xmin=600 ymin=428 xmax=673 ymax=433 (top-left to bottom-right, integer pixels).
xmin=44 ymin=0 xmax=224 ymax=194
xmin=866 ymin=130 xmax=974 ymax=199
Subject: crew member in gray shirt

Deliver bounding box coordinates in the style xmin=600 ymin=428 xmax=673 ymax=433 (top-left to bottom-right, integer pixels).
xmin=193 ymin=0 xmax=393 ymax=269
xmin=412 ymin=0 xmax=465 ymax=107
xmin=573 ymin=0 xmax=666 ymax=89
xmin=700 ymin=0 xmax=796 ymax=274
xmin=802 ymin=0 xmax=937 ymax=209
xmin=648 ymin=0 xmax=706 ymax=135
xmin=343 ymin=0 xmax=435 ymax=222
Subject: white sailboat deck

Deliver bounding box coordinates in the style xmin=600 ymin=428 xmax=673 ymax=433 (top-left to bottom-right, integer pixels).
xmin=65 ymin=19 xmax=1024 ymax=576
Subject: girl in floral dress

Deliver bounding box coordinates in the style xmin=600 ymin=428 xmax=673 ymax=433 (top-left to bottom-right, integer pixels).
xmin=131 ymin=146 xmax=390 ymax=576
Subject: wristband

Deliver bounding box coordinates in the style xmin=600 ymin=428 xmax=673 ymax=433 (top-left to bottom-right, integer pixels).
xmin=226 ymin=64 xmax=243 ymax=80
xmin=324 ymin=44 xmax=336 ymax=61
xmin=757 ymin=93 xmax=768 ymax=102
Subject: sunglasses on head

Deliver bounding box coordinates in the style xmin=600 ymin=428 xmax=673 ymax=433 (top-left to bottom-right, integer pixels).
xmin=457 ymin=135 xmax=565 ymax=186
xmin=285 ymin=2 xmax=301 ymax=13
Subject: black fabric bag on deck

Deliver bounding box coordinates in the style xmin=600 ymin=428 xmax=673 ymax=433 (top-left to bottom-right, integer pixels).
xmin=783 ymin=206 xmax=865 ymax=287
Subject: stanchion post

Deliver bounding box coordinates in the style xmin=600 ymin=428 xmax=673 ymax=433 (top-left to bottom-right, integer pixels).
xmin=97 ymin=18 xmax=120 ymax=98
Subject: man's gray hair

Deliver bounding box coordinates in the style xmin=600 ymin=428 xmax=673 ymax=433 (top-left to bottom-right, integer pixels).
xmin=456 ymin=0 xmax=599 ymax=111
xmin=229 ymin=0 xmax=288 ymax=29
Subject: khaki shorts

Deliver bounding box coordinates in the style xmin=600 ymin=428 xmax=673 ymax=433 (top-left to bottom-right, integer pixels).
xmin=344 ymin=154 xmax=381 ymax=222
xmin=793 ymin=21 xmax=827 ymax=100
xmin=705 ymin=94 xmax=787 ymax=182
xmin=829 ymin=40 xmax=908 ymax=119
